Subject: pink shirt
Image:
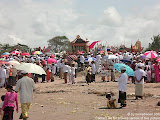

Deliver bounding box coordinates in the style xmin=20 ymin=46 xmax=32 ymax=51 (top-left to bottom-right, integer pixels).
xmin=2 ymin=92 xmax=19 ymax=111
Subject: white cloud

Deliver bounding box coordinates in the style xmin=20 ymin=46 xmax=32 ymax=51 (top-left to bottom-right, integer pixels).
xmin=99 ymin=7 xmax=122 ymax=26
xmin=0 ymin=0 xmax=160 ymax=50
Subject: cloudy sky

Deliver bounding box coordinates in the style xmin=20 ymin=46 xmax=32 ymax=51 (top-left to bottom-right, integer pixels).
xmin=0 ymin=0 xmax=160 ymax=48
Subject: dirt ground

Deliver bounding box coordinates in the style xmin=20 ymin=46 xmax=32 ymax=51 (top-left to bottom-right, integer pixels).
xmin=0 ymin=73 xmax=160 ymax=120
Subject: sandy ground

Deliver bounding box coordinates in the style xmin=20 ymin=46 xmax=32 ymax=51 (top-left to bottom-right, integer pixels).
xmin=0 ymin=73 xmax=160 ymax=120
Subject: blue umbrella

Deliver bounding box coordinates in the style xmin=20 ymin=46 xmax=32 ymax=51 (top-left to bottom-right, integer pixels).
xmin=113 ymin=63 xmax=134 ymax=76
xmin=2 ymin=52 xmax=10 ymax=55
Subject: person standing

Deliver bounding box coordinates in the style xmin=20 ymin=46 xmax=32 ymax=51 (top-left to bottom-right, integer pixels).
xmin=12 ymin=66 xmax=17 ymax=86
xmin=15 ymin=71 xmax=35 ymax=120
xmin=2 ymin=85 xmax=19 ymax=120
xmin=118 ymin=67 xmax=128 ymax=107
xmin=91 ymin=61 xmax=96 ymax=82
xmin=0 ymin=65 xmax=6 ymax=88
xmin=70 ymin=64 xmax=76 ymax=84
xmin=85 ymin=63 xmax=91 ymax=85
xmin=80 ymin=54 xmax=85 ymax=71
xmin=154 ymin=61 xmax=159 ymax=83
xmin=134 ymin=64 xmax=146 ymax=100
xmin=63 ymin=63 xmax=69 ymax=83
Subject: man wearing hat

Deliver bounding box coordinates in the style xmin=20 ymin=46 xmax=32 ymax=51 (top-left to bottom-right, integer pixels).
xmin=134 ymin=64 xmax=146 ymax=100
xmin=15 ymin=71 xmax=35 ymax=120
xmin=118 ymin=66 xmax=128 ymax=107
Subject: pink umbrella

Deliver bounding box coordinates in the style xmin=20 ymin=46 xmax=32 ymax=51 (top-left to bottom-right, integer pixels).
xmin=11 ymin=51 xmax=21 ymax=55
xmin=156 ymin=58 xmax=160 ymax=62
xmin=99 ymin=50 xmax=104 ymax=54
xmin=21 ymin=52 xmax=30 ymax=56
xmin=144 ymin=51 xmax=158 ymax=58
xmin=51 ymin=54 xmax=55 ymax=58
xmin=47 ymin=58 xmax=57 ymax=64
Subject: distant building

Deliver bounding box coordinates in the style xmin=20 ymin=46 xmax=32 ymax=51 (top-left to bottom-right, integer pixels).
xmin=132 ymin=40 xmax=143 ymax=52
xmin=71 ymin=35 xmax=89 ymax=52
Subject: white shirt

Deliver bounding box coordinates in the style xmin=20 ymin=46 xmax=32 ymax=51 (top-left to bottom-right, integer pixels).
xmin=15 ymin=76 xmax=35 ymax=103
xmin=80 ymin=55 xmax=85 ymax=63
xmin=51 ymin=66 xmax=56 ymax=74
xmin=118 ymin=73 xmax=128 ymax=92
xmin=96 ymin=55 xmax=102 ymax=62
xmin=0 ymin=67 xmax=6 ymax=78
xmin=71 ymin=67 xmax=75 ymax=75
xmin=91 ymin=63 xmax=96 ymax=74
xmin=63 ymin=65 xmax=69 ymax=73
xmin=134 ymin=68 xmax=146 ymax=84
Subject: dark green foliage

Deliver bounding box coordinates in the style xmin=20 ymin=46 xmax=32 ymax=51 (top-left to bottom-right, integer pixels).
xmin=47 ymin=36 xmax=71 ymax=53
xmin=146 ymin=35 xmax=160 ymax=51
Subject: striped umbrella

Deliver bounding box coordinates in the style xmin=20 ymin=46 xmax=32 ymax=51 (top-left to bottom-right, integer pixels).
xmin=66 ymin=55 xmax=77 ymax=63
xmin=32 ymin=51 xmax=43 ymax=55
xmin=144 ymin=51 xmax=158 ymax=58
xmin=11 ymin=51 xmax=21 ymax=55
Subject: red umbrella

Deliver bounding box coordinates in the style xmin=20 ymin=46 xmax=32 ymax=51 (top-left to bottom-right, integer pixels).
xmin=21 ymin=52 xmax=30 ymax=56
xmin=1 ymin=55 xmax=9 ymax=58
xmin=11 ymin=51 xmax=21 ymax=55
xmin=47 ymin=58 xmax=57 ymax=64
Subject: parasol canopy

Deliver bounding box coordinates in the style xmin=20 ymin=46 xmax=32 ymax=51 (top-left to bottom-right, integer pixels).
xmin=32 ymin=51 xmax=43 ymax=55
xmin=21 ymin=52 xmax=30 ymax=56
xmin=15 ymin=63 xmax=46 ymax=75
xmin=144 ymin=51 xmax=158 ymax=58
xmin=47 ymin=58 xmax=57 ymax=64
xmin=113 ymin=63 xmax=134 ymax=76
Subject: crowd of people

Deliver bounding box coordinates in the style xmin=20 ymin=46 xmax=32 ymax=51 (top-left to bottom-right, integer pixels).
xmin=0 ymin=50 xmax=160 ymax=119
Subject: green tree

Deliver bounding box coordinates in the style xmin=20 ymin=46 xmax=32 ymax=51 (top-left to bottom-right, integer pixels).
xmin=146 ymin=35 xmax=160 ymax=51
xmin=13 ymin=43 xmax=31 ymax=53
xmin=47 ymin=36 xmax=71 ymax=53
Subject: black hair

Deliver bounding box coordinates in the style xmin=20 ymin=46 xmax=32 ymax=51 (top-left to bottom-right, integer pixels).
xmin=1 ymin=95 xmax=5 ymax=101
xmin=6 ymin=85 xmax=14 ymax=91
xmin=106 ymin=93 xmax=111 ymax=98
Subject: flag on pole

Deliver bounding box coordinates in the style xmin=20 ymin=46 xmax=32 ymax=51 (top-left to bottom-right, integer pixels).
xmin=89 ymin=41 xmax=100 ymax=49
xmin=42 ymin=46 xmax=45 ymax=54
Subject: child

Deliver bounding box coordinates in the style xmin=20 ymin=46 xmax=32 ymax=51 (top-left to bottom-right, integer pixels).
xmin=101 ymin=68 xmax=106 ymax=82
xmin=110 ymin=65 xmax=115 ymax=82
xmin=70 ymin=64 xmax=76 ymax=84
xmin=68 ymin=64 xmax=72 ymax=83
xmin=85 ymin=64 xmax=91 ymax=85
xmin=0 ymin=95 xmax=5 ymax=120
xmin=106 ymin=69 xmax=110 ymax=82
xmin=106 ymin=93 xmax=116 ymax=109
xmin=2 ymin=85 xmax=18 ymax=120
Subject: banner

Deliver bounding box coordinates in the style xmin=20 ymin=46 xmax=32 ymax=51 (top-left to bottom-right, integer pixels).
xmin=89 ymin=41 xmax=100 ymax=49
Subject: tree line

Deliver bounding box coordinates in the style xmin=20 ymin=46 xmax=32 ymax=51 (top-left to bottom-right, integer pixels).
xmin=0 ymin=34 xmax=160 ymax=54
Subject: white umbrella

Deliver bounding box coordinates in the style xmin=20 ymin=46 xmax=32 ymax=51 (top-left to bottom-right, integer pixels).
xmin=15 ymin=63 xmax=46 ymax=75
xmin=108 ymin=55 xmax=118 ymax=59
xmin=9 ymin=61 xmax=20 ymax=66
